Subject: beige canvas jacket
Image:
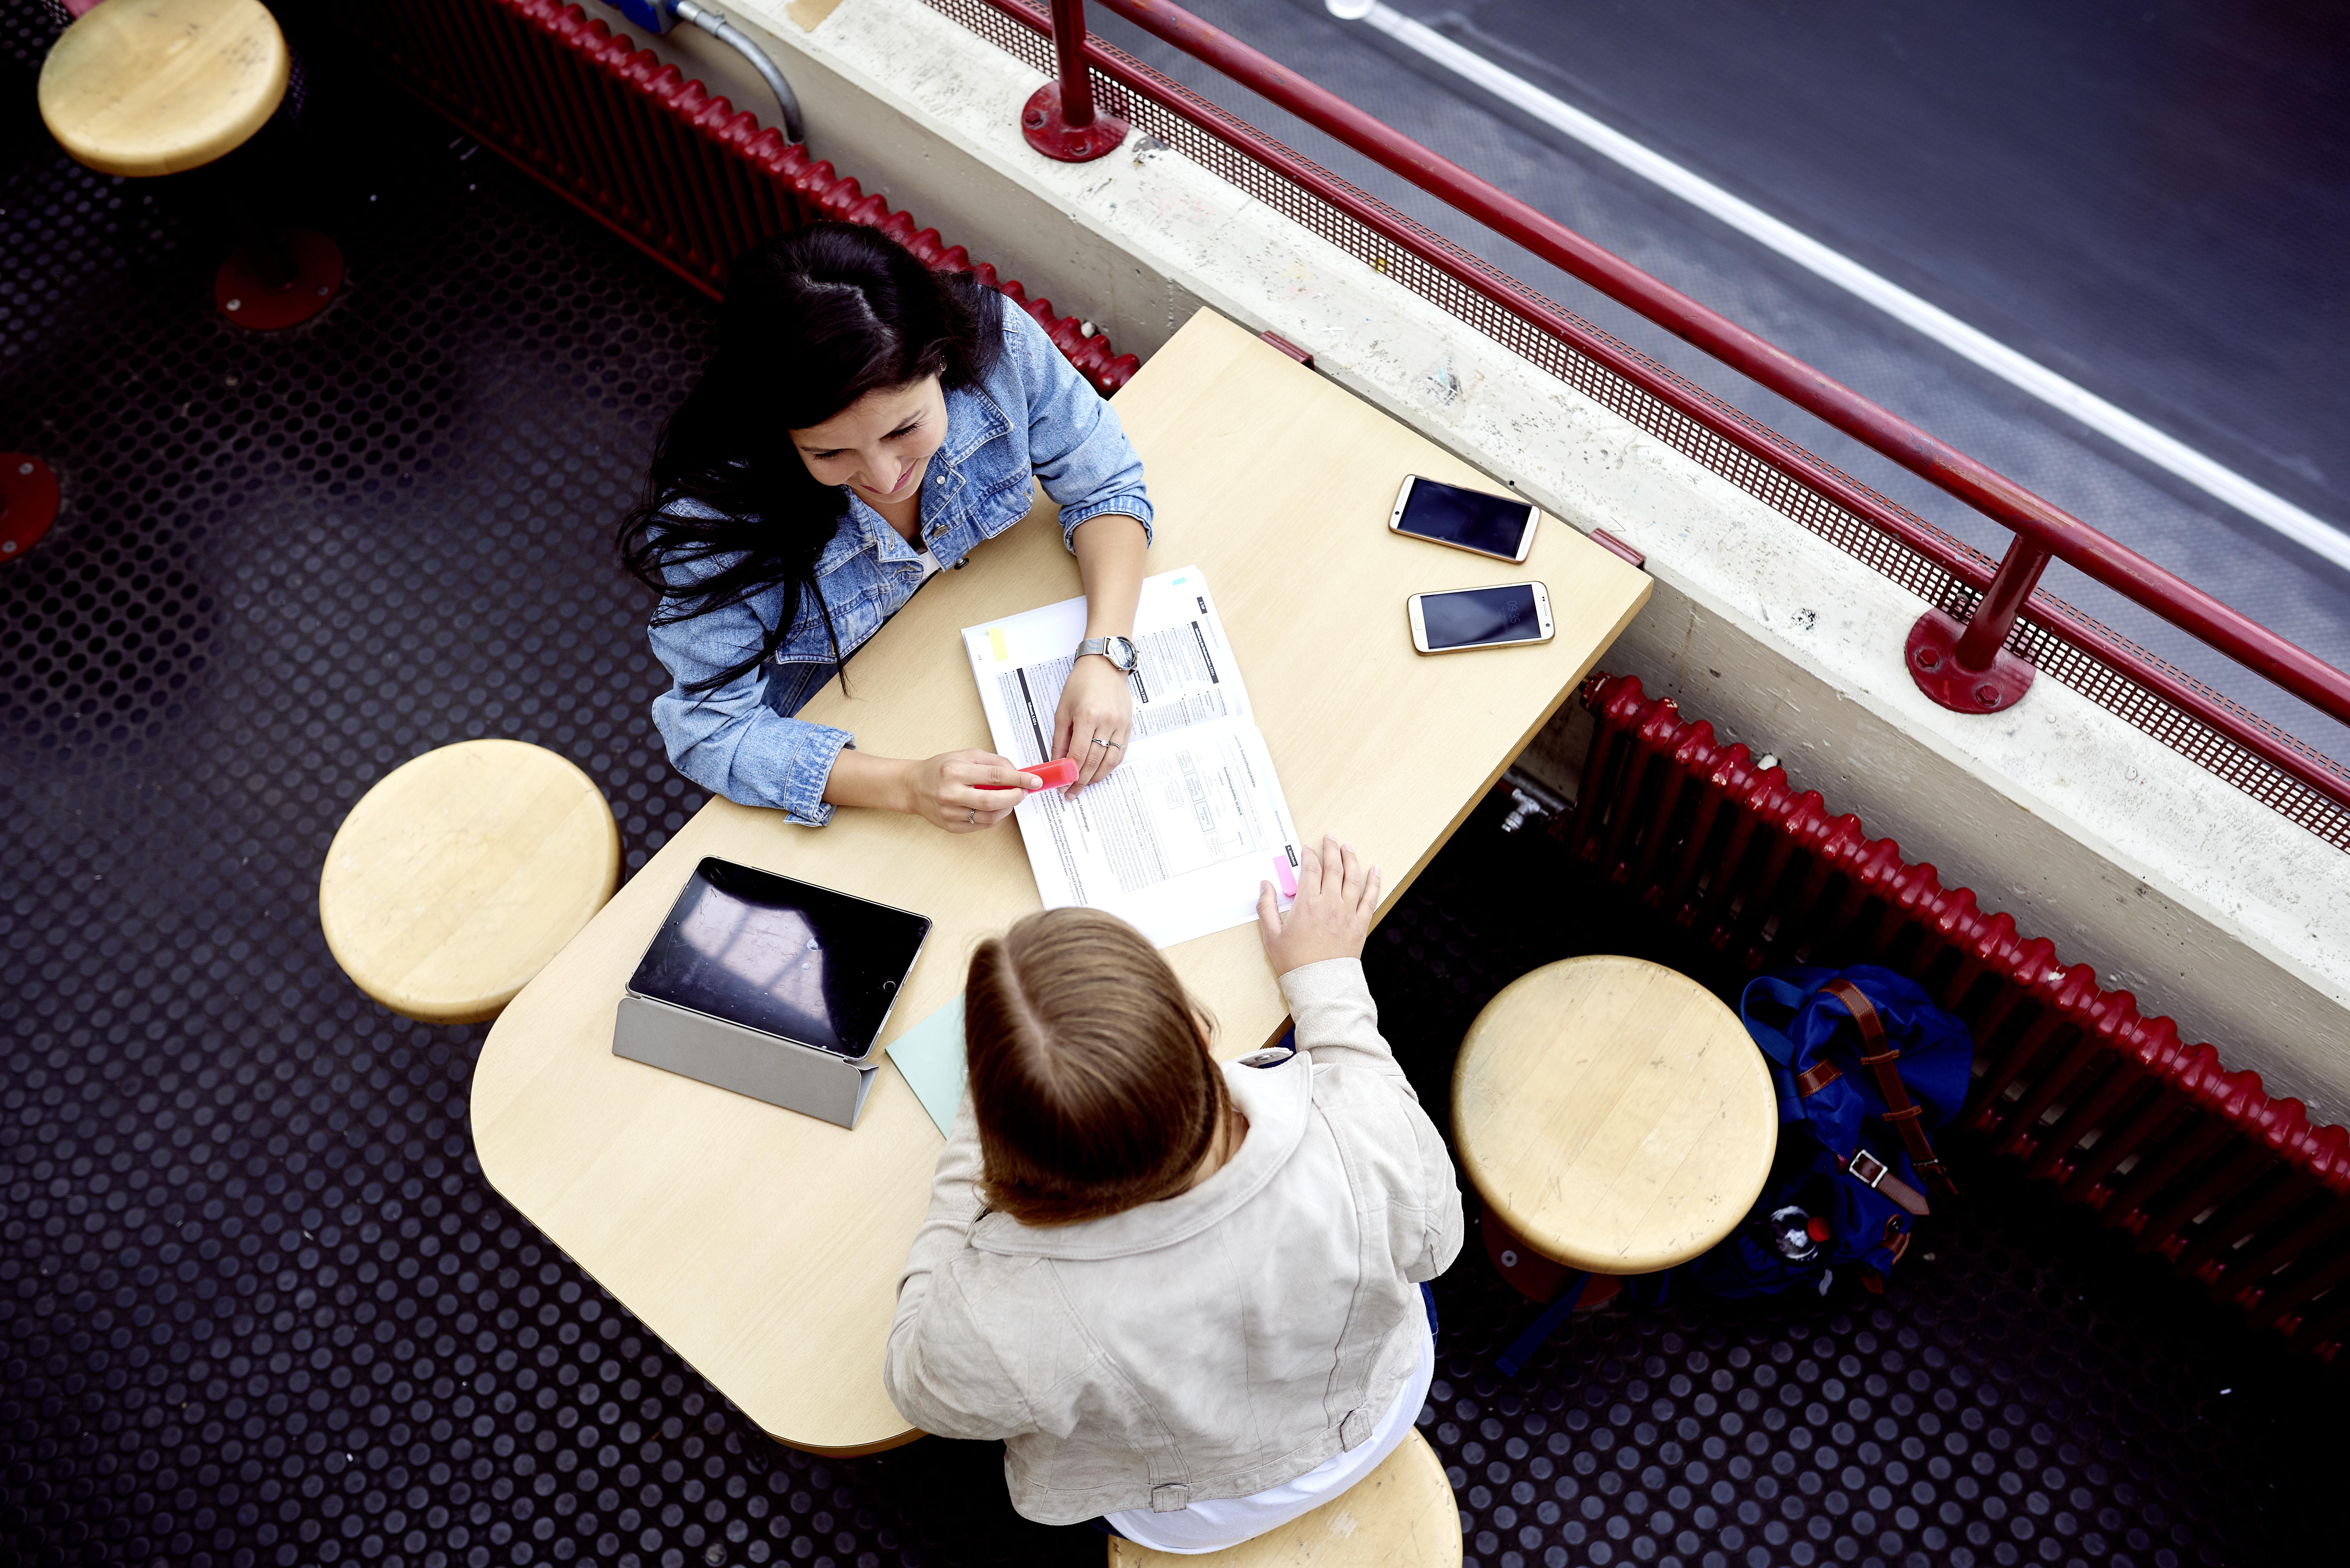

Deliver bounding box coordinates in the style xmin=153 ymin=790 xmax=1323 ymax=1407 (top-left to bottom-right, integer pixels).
xmin=882 ymin=958 xmax=1465 ymax=1525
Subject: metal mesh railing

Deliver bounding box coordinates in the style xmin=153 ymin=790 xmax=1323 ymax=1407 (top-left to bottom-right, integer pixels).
xmin=921 ymin=0 xmax=2350 ymax=851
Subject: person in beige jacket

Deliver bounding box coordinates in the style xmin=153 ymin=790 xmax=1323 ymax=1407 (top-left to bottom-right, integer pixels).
xmin=883 ymin=836 xmax=1464 ymax=1550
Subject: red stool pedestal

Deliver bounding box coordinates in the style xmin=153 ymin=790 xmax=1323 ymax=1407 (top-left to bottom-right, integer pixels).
xmin=1481 ymin=1204 xmax=1625 ymax=1310
xmin=215 ymin=230 xmax=345 ymax=330
xmin=0 ymin=455 xmax=60 ymax=562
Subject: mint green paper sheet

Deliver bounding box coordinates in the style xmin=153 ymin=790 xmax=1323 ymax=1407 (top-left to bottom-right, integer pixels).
xmin=884 ymin=996 xmax=966 ymax=1138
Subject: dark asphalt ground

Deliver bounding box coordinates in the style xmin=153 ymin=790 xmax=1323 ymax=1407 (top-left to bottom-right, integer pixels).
xmin=1087 ymin=0 xmax=2350 ymax=760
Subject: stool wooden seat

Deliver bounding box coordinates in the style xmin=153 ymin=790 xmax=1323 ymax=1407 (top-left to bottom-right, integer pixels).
xmin=320 ymin=740 xmax=621 ymax=1026
xmin=1104 ymin=1429 xmax=1461 ymax=1567
xmin=1453 ymin=955 xmax=1776 ymax=1278
xmin=39 ymin=0 xmax=290 ymax=178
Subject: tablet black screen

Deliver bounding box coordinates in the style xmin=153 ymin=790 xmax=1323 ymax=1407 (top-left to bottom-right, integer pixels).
xmin=626 ymin=859 xmax=931 ymax=1059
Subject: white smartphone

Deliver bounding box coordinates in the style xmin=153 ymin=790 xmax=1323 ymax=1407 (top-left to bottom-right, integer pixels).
xmin=1389 ymin=474 xmax=1539 ymax=563
xmin=1408 ymin=582 xmax=1555 ymax=654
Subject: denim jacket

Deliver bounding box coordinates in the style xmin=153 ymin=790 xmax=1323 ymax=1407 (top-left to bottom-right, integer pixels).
xmin=646 ymin=305 xmax=1153 ymax=823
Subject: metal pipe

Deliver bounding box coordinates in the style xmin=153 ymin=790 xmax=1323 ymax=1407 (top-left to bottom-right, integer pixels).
xmin=1049 ymin=0 xmax=1098 ymax=129
xmin=1955 ymin=541 xmax=2053 ymax=673
xmin=1023 ymin=0 xmax=1124 ymax=160
xmin=1076 ymin=0 xmax=2350 ymax=730
xmin=672 ymin=0 xmax=804 ymax=145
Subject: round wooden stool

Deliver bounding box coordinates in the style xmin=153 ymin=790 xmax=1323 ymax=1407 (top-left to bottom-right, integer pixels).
xmin=1453 ymin=956 xmax=1776 ymax=1301
xmin=320 ymin=741 xmax=621 ymax=1026
xmin=38 ymin=0 xmax=290 ymax=178
xmin=39 ymin=0 xmax=343 ymax=329
xmin=1104 ymin=1429 xmax=1461 ymax=1567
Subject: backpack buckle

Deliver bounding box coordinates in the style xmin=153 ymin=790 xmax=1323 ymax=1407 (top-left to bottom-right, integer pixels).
xmin=1845 ymin=1147 xmax=1930 ymax=1216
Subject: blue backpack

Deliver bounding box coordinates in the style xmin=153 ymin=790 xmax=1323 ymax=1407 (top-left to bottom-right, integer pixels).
xmin=1688 ymin=965 xmax=1972 ymax=1299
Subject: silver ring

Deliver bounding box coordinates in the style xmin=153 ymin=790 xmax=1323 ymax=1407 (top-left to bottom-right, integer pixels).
xmin=1103 ymin=740 xmax=1123 ymax=750
xmin=967 ymin=808 xmax=977 ymax=824
xmin=1090 ymin=737 xmax=1111 ymax=747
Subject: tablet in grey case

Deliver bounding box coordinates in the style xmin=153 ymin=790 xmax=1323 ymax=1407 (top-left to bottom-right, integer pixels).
xmin=611 ymin=858 xmax=932 ymax=1128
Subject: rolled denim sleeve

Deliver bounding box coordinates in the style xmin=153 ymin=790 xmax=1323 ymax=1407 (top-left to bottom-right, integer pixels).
xmin=1001 ymin=306 xmax=1154 ymax=550
xmin=644 ymin=554 xmax=852 ymax=825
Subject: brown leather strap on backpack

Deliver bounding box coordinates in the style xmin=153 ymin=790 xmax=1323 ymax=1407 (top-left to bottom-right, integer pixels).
xmin=1821 ymin=978 xmax=1957 ymax=1199
xmin=1843 ymin=1148 xmax=1930 ymax=1217
xmin=1794 ymin=1060 xmax=1841 ymax=1097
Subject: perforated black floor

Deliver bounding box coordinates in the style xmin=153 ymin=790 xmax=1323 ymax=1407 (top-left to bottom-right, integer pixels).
xmin=0 ymin=8 xmax=2332 ymax=1568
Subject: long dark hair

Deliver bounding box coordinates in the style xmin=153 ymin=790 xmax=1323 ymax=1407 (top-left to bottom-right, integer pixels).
xmin=618 ymin=222 xmax=1003 ymax=692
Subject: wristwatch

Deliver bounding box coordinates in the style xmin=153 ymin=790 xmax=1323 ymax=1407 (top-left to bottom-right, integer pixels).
xmin=1075 ymin=635 xmax=1139 ymax=673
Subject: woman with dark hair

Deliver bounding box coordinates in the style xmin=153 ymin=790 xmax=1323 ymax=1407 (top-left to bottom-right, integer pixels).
xmin=619 ymin=222 xmax=1151 ymax=831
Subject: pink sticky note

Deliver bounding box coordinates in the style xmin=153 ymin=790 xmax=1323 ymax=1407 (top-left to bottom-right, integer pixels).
xmin=1273 ymin=854 xmax=1298 ymax=898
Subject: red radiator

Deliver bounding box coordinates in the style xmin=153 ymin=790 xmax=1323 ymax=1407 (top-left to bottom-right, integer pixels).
xmin=338 ymin=0 xmax=1140 ymax=394
xmin=1567 ymin=673 xmax=2350 ymax=1358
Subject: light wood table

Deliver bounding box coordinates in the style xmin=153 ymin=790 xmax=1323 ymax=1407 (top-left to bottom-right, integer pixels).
xmin=40 ymin=0 xmax=290 ymax=178
xmin=1453 ymin=956 xmax=1777 ymax=1278
xmin=1103 ymin=1429 xmax=1460 ymax=1567
xmin=470 ymin=308 xmax=1651 ymax=1452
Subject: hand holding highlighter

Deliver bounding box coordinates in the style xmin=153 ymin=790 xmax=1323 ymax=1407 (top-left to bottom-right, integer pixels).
xmin=978 ymin=757 xmax=1080 ymax=791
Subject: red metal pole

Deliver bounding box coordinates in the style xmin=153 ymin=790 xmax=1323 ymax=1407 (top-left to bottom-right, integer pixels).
xmin=1082 ymin=0 xmax=2350 ymax=733
xmin=1021 ymin=0 xmax=1127 ymax=162
xmin=1907 ymin=538 xmax=2049 ymax=713
xmin=1955 ymin=542 xmax=2052 ymax=672
xmin=1051 ymin=0 xmax=1097 ymax=126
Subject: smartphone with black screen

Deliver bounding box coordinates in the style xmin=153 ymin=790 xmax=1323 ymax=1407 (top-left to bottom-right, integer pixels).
xmin=1407 ymin=582 xmax=1555 ymax=654
xmin=1389 ymin=474 xmax=1539 ymax=563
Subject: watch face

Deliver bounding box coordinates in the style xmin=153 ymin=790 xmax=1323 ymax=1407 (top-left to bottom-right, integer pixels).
xmin=1082 ymin=637 xmax=1139 ymax=671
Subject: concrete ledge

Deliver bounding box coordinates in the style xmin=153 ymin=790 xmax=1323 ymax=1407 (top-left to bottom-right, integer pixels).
xmin=633 ymin=0 xmax=2350 ymax=1118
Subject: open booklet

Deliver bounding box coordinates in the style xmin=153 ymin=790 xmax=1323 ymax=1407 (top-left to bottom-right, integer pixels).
xmin=962 ymin=567 xmax=1301 ymax=948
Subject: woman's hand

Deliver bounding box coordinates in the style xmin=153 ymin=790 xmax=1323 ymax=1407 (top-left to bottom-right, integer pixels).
xmin=902 ymin=750 xmax=1040 ymax=833
xmin=1053 ymin=656 xmax=1134 ymax=794
xmin=1256 ymin=835 xmax=1383 ymax=976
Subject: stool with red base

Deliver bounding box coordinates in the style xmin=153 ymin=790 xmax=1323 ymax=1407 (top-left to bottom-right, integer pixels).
xmin=1452 ymin=955 xmax=1779 ymax=1373
xmin=39 ymin=0 xmax=342 ymax=332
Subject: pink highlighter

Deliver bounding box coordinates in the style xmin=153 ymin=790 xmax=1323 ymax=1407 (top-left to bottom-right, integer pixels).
xmin=979 ymin=757 xmax=1080 ymax=791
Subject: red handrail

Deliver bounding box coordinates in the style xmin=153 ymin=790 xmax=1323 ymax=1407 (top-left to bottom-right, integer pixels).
xmin=943 ymin=0 xmax=2350 ymax=811
xmin=958 ymin=0 xmax=2350 ymax=810
xmin=1081 ymin=0 xmax=2350 ymax=736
